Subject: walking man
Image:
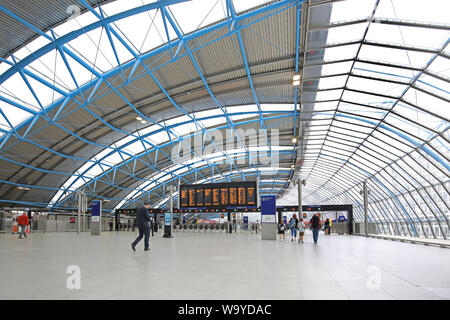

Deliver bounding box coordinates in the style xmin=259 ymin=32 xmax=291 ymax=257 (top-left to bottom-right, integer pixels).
xmin=131 ymin=202 xmax=152 ymax=251
xmin=310 ymin=213 xmax=321 ymax=244
xmin=17 ymin=212 xmax=29 ymax=239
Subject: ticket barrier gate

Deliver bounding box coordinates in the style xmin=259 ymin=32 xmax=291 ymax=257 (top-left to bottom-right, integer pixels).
xmin=332 ymin=222 xmax=349 ymax=235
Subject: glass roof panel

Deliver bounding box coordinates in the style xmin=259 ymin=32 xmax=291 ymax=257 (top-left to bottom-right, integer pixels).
xmin=358 ymin=44 xmax=434 ymax=69
xmin=323 ymin=44 xmax=360 ymax=61
xmin=346 ymin=76 xmax=408 ymax=97
xmin=341 ymin=90 xmax=395 ymax=107
xmin=365 ymin=138 xmax=399 ymax=160
xmin=427 ymin=56 xmax=450 ymax=79
xmin=338 ymin=103 xmax=388 ymax=120
xmin=0 ymin=100 xmax=34 ymax=130
xmin=316 ymin=75 xmax=347 ymax=89
xmin=384 ymin=114 xmax=435 ymax=141
xmin=370 ymin=130 xmax=406 ymax=157
xmin=232 ymin=0 xmax=272 ymax=13
xmin=309 ymin=0 xmax=376 ymax=28
xmin=314 ymin=89 xmax=343 ymax=101
xmin=0 ymin=74 xmax=41 ymax=112
xmin=366 ymin=23 xmax=449 ymax=49
xmin=403 ymin=87 xmax=449 ymax=119
xmin=303 ymin=61 xmax=353 ymax=78
xmin=376 ymin=126 xmax=415 ymax=152
xmin=353 ymin=61 xmax=418 ymax=83
xmin=375 ymin=0 xmax=450 ymax=25
xmin=309 ymin=101 xmax=338 ymax=111
xmin=394 ymin=102 xmax=447 ymax=131
xmin=415 ymin=74 xmax=450 ymax=101
xmin=169 ymin=0 xmax=228 ymax=34
xmin=307 ymin=23 xmax=366 ymax=49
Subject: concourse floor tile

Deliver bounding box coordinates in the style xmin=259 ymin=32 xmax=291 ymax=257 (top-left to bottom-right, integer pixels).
xmin=1 ymin=232 xmax=449 ymax=300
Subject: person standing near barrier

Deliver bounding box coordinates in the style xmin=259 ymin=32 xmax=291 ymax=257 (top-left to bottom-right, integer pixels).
xmin=324 ymin=219 xmax=330 ymax=235
xmin=298 ymin=218 xmax=305 ymax=243
xmin=131 ymin=202 xmax=152 ymax=252
xmin=310 ymin=213 xmax=321 ymax=244
xmin=150 ymin=217 xmax=155 ymax=236
xmin=17 ymin=213 xmax=29 ymax=239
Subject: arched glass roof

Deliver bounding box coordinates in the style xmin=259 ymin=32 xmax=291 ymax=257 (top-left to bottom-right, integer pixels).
xmin=0 ymin=0 xmax=448 ymax=239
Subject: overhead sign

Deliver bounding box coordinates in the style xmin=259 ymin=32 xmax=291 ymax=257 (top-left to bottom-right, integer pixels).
xmin=179 ymin=181 xmax=257 ymax=209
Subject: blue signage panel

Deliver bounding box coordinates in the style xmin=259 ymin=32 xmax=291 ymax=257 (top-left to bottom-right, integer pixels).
xmin=243 ymin=216 xmax=248 ymax=224
xmin=261 ymin=195 xmax=276 ymax=223
xmin=164 ymin=213 xmax=171 ymax=226
xmin=92 ymin=200 xmax=101 ymax=216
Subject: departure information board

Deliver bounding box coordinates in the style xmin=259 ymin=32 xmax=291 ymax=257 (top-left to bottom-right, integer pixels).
xmin=179 ymin=181 xmax=257 ymax=209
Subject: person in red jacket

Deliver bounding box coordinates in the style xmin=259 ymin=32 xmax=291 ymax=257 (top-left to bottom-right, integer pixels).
xmin=17 ymin=213 xmax=29 ymax=239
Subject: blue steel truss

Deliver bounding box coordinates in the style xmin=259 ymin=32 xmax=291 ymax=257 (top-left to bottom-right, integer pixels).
xmin=0 ymin=0 xmax=303 ymax=210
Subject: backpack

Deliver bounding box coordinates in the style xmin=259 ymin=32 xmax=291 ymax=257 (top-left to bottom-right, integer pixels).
xmin=311 ymin=216 xmax=320 ymax=228
xmin=289 ymin=219 xmax=296 ymax=229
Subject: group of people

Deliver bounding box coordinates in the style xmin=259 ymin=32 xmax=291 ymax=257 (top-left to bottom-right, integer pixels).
xmin=278 ymin=213 xmax=323 ymax=244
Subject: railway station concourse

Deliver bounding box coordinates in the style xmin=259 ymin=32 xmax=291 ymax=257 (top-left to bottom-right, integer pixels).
xmin=0 ymin=0 xmax=449 ymax=301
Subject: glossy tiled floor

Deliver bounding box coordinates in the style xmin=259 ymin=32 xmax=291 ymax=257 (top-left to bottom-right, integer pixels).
xmin=0 ymin=230 xmax=449 ymax=300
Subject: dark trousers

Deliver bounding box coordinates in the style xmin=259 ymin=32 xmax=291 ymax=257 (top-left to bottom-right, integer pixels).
xmin=133 ymin=226 xmax=150 ymax=249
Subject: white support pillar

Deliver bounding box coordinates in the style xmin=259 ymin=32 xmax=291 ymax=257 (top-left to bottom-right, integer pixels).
xmin=298 ymin=178 xmax=302 ymax=216
xmin=77 ymin=190 xmax=81 ymax=235
xmin=363 ymin=181 xmax=368 ymax=237
xmin=169 ymin=185 xmax=174 ymax=232
xmin=82 ymin=190 xmax=87 ymax=232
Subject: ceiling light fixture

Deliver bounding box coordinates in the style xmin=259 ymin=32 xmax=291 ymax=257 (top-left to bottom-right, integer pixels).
xmin=141 ymin=120 xmax=146 ymax=124
xmin=292 ymin=137 xmax=297 ymax=143
xmin=136 ymin=117 xmax=142 ymax=121
xmin=293 ymin=73 xmax=301 ymax=86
